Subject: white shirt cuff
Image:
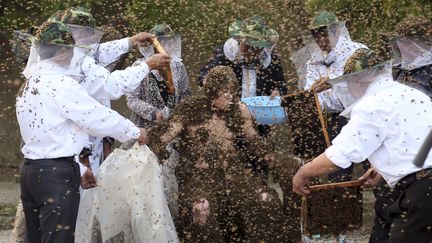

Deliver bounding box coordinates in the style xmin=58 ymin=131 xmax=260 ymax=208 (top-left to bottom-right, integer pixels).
xmin=325 ymin=145 xmax=352 ymax=169
xmin=117 ymin=124 xmax=140 ymax=142
xmin=120 ymin=37 xmax=132 ymax=52
xmin=137 ymin=60 xmax=150 ymax=73
xmin=76 ymin=161 xmax=87 ymax=177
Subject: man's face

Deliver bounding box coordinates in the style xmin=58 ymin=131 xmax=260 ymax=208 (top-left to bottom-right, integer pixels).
xmin=239 ymin=43 xmax=264 ymax=64
xmin=311 ymin=26 xmax=331 ymax=53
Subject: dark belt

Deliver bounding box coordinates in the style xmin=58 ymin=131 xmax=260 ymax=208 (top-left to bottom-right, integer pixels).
xmin=24 ymin=156 xmax=75 ymax=164
xmin=396 ymin=168 xmax=432 ymax=189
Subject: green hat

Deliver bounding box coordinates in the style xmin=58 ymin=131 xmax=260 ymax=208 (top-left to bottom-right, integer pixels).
xmin=35 ymin=21 xmax=76 ymax=47
xmin=149 ymin=23 xmax=175 ymax=38
xmin=47 ymin=10 xmax=65 ymax=23
xmin=228 ymin=16 xmax=279 ymax=48
xmin=344 ymin=48 xmax=380 ymax=74
xmin=61 ymin=7 xmax=96 ymax=28
xmin=309 ymin=10 xmax=338 ymax=30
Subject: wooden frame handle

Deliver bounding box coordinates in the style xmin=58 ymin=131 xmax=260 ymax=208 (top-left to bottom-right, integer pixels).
xmin=150 ymin=37 xmax=175 ymax=95
xmin=313 ymin=92 xmax=331 ymax=147
xmin=307 ymin=180 xmax=364 ymax=192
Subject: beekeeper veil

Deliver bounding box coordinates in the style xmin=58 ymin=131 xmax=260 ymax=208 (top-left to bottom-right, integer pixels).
xmin=65 ymin=24 xmax=104 ymax=81
xmin=391 ymin=36 xmax=432 ymax=71
xmin=328 ymin=49 xmax=390 ymax=117
xmin=139 ymin=23 xmax=182 ymax=62
xmin=224 ymin=16 xmax=278 ymax=68
xmin=67 ymin=24 xmax=104 ymax=46
xmin=22 ymin=21 xmax=89 ymax=80
xmin=289 ymin=36 xmax=316 ymax=90
xmin=302 ymin=10 xmax=345 ymax=56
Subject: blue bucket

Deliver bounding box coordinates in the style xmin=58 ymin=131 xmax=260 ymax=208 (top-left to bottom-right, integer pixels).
xmin=241 ymin=96 xmax=287 ymax=125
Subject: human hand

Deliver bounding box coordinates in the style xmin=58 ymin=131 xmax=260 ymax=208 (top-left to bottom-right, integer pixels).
xmin=192 ymin=198 xmax=210 ymax=225
xmin=81 ymin=169 xmax=97 ymax=189
xmin=145 ymin=53 xmax=171 ymax=70
xmin=264 ymin=153 xmax=276 ymax=169
xmin=292 ymin=167 xmax=311 ymax=196
xmin=310 ymin=77 xmax=331 ymax=93
xmin=129 ymin=32 xmax=155 ymax=49
xmin=155 ymin=110 xmax=164 ymax=123
xmin=137 ymin=128 xmax=149 ymax=145
xmin=359 ymin=168 xmax=383 ymax=188
xmin=269 ymin=89 xmax=280 ymax=100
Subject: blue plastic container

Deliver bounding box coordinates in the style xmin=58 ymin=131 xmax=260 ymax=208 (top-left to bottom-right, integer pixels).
xmin=241 ymin=96 xmax=287 ymax=125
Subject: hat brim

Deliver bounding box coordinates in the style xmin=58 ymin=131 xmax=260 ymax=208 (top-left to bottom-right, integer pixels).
xmin=328 ymin=60 xmax=393 ymax=85
xmin=228 ymin=21 xmax=277 ymax=48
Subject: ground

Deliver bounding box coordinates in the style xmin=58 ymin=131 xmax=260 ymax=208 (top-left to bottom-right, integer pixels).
xmin=0 ymin=179 xmax=20 ymax=243
xmin=0 ymin=173 xmax=375 ymax=243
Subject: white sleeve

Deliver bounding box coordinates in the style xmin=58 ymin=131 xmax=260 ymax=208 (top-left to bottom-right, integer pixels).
xmin=80 ymin=55 xmax=150 ymax=100
xmin=306 ymin=62 xmax=344 ymax=112
xmin=55 ymin=78 xmax=140 ymax=142
xmin=317 ymin=90 xmax=344 ymax=112
xmin=325 ymin=100 xmax=388 ymax=168
xmin=91 ymin=38 xmax=131 ymax=66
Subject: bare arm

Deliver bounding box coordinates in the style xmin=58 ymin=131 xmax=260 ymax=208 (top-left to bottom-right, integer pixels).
xmin=147 ymin=119 xmax=184 ymax=159
xmin=240 ymin=102 xmax=258 ymax=140
xmin=239 ymin=102 xmax=273 ymax=160
xmin=292 ymin=153 xmax=340 ymax=196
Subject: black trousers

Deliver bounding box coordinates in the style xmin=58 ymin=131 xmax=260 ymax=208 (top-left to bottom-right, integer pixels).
xmin=369 ymin=181 xmax=402 ymax=243
xmin=20 ymin=157 xmax=81 ymax=243
xmin=326 ymin=113 xmax=354 ymax=182
xmin=384 ymin=171 xmax=432 ymax=243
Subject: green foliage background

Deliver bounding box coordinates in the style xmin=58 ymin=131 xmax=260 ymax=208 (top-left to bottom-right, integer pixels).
xmin=0 ymin=0 xmax=431 ymax=167
xmin=2 ymin=0 xmax=431 ymax=86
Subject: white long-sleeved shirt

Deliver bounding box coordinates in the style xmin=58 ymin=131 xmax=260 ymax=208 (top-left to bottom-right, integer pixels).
xmin=79 ymin=53 xmax=150 ymax=101
xmin=90 ymin=37 xmax=131 ymax=68
xmin=305 ymin=28 xmax=367 ymax=112
xmin=81 ymin=39 xmax=149 ymax=172
xmin=78 ymin=38 xmax=150 ymax=172
xmin=16 ymin=61 xmax=140 ymax=161
xmin=325 ymin=73 xmax=432 ymax=187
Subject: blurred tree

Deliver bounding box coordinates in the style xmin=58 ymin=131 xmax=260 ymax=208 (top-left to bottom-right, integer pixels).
xmin=127 ymin=0 xmax=310 ymax=92
xmin=0 ymin=0 xmax=101 ymax=38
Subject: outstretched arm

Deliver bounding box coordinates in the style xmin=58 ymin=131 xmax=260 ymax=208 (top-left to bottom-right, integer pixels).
xmin=147 ymin=118 xmax=184 ymax=159
xmin=239 ymin=103 xmax=274 ymax=160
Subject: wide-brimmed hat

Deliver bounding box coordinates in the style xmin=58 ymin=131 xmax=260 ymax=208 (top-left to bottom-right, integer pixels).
xmin=343 ymin=48 xmax=380 ymax=75
xmin=36 ymin=21 xmax=76 ymax=47
xmin=228 ymin=16 xmax=278 ymax=48
xmin=309 ymin=10 xmax=338 ymax=30
xmin=61 ymin=7 xmax=96 ymax=28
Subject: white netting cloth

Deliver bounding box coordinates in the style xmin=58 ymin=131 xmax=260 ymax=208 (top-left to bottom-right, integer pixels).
xmin=392 ymin=36 xmax=432 ymax=71
xmin=22 ymin=41 xmax=87 ymax=81
xmin=75 ymin=143 xmax=178 ymax=243
xmin=302 ymin=21 xmax=346 ymax=55
xmin=67 ymin=24 xmax=104 ymax=46
xmin=328 ymin=61 xmax=393 ymax=117
xmin=139 ymin=35 xmax=182 ymax=62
